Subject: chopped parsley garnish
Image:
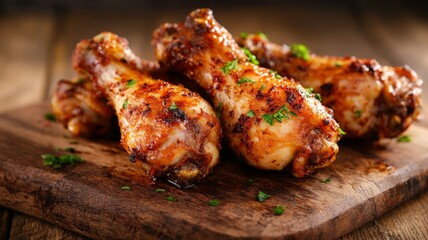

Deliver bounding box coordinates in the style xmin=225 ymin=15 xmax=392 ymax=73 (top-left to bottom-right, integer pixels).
xmin=44 ymin=112 xmax=56 ymax=122
xmin=41 ymin=153 xmax=84 ymax=169
xmin=216 ymin=102 xmax=222 ymax=118
xmin=338 ymin=127 xmax=346 ymax=135
xmin=259 ymin=84 xmax=266 ymax=91
xmin=257 ymin=32 xmax=268 ymax=40
xmin=306 ymin=87 xmax=315 ymax=94
xmin=126 ymin=79 xmax=137 ymax=87
xmin=269 ymin=69 xmax=282 ymax=79
xmin=303 ymin=87 xmax=322 ymax=101
xmin=263 ymin=114 xmax=275 ymax=126
xmin=120 ymin=185 xmax=132 ymax=190
xmin=154 ymin=188 xmax=166 ymax=193
xmin=165 ymin=196 xmax=177 ymax=202
xmin=169 ymin=102 xmax=178 ymax=110
xmin=263 ymin=105 xmax=296 ymax=126
xmin=76 ymin=78 xmax=86 ymax=84
xmin=355 ymin=110 xmax=362 ymax=118
xmin=221 ymin=59 xmax=238 ymax=74
xmin=257 ymin=191 xmax=271 ymax=202
xmin=246 ymin=110 xmax=255 ymax=118
xmin=69 ymin=141 xmax=79 ymax=145
xmin=237 ymin=77 xmax=256 ymax=86
xmin=290 ymin=44 xmax=310 ymax=61
xmin=240 ymin=32 xmax=248 ymax=39
xmin=208 ymin=199 xmax=220 ymax=206
xmin=242 ymin=47 xmax=259 ymax=65
xmin=123 ymin=99 xmax=129 ymax=109
xmin=397 ymin=135 xmax=411 ymax=143
xmin=335 ymin=61 xmax=343 ymax=67
xmin=245 ymin=178 xmax=255 ymax=186
xmin=274 ymin=205 xmax=285 ymax=215
xmin=320 ymin=178 xmax=331 ymax=183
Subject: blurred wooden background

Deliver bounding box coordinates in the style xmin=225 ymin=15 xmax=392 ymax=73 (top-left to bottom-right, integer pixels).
xmin=0 ymin=0 xmax=427 ymax=239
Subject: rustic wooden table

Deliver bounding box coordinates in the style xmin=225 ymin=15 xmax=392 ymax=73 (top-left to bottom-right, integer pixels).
xmin=1 ymin=1 xmax=427 ymax=239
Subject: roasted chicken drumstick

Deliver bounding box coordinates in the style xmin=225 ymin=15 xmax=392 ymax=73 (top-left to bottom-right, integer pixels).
xmin=237 ymin=34 xmax=423 ymax=139
xmin=51 ymin=61 xmax=161 ymax=138
xmin=153 ymin=9 xmax=341 ymax=177
xmin=72 ymin=32 xmax=222 ymax=186
xmin=51 ymin=78 xmax=115 ymax=137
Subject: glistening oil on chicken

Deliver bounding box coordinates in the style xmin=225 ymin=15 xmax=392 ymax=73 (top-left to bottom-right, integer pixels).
xmin=152 ymin=8 xmax=341 ymax=177
xmin=70 ymin=32 xmax=222 ymax=187
xmin=236 ymin=34 xmax=423 ymax=139
xmin=50 ymin=8 xmax=422 ymax=186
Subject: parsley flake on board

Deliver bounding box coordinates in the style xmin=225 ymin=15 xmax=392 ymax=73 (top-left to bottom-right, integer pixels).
xmin=120 ymin=185 xmax=132 ymax=190
xmin=257 ymin=191 xmax=271 ymax=202
xmin=274 ymin=205 xmax=285 ymax=216
xmin=246 ymin=110 xmax=255 ymax=118
xmin=208 ymin=199 xmax=220 ymax=206
xmin=165 ymin=196 xmax=177 ymax=202
xmin=338 ymin=127 xmax=346 ymax=135
xmin=237 ymin=77 xmax=256 ymax=86
xmin=242 ymin=47 xmax=259 ymax=65
xmin=44 ymin=112 xmax=56 ymax=122
xmin=169 ymin=102 xmax=178 ymax=110
xmin=290 ymin=44 xmax=310 ymax=61
xmin=221 ymin=59 xmax=238 ymax=74
xmin=41 ymin=153 xmax=84 ymax=169
xmin=154 ymin=188 xmax=166 ymax=193
xmin=397 ymin=135 xmax=411 ymax=143
xmin=126 ymin=79 xmax=137 ymax=87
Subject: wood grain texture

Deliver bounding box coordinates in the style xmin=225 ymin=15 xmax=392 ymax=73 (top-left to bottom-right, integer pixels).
xmin=0 ymin=3 xmax=427 ymax=239
xmin=0 ymin=207 xmax=11 ymax=240
xmin=0 ymin=10 xmax=54 ymax=113
xmin=0 ymin=103 xmax=427 ymax=239
xmin=9 ymin=212 xmax=89 ymax=240
xmin=340 ymin=190 xmax=428 ymax=240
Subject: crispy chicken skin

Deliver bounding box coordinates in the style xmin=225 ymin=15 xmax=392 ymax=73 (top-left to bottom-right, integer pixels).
xmin=51 ymin=61 xmax=161 ymax=138
xmin=237 ymin=34 xmax=423 ymax=139
xmin=153 ymin=9 xmax=341 ymax=177
xmin=72 ymin=32 xmax=222 ymax=186
xmin=51 ymin=78 xmax=115 ymax=137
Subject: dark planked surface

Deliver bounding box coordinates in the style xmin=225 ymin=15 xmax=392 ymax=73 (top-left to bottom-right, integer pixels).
xmin=0 ymin=103 xmax=428 ymax=239
xmin=0 ymin=1 xmax=428 ymax=239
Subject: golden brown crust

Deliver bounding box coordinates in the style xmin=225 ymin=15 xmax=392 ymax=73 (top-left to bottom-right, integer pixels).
xmin=153 ymin=9 xmax=341 ymax=177
xmin=71 ymin=32 xmax=222 ymax=186
xmin=51 ymin=78 xmax=116 ymax=138
xmin=237 ymin=34 xmax=423 ymax=139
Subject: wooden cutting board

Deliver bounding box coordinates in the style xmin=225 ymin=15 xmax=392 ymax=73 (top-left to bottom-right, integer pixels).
xmin=0 ymin=103 xmax=427 ymax=239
